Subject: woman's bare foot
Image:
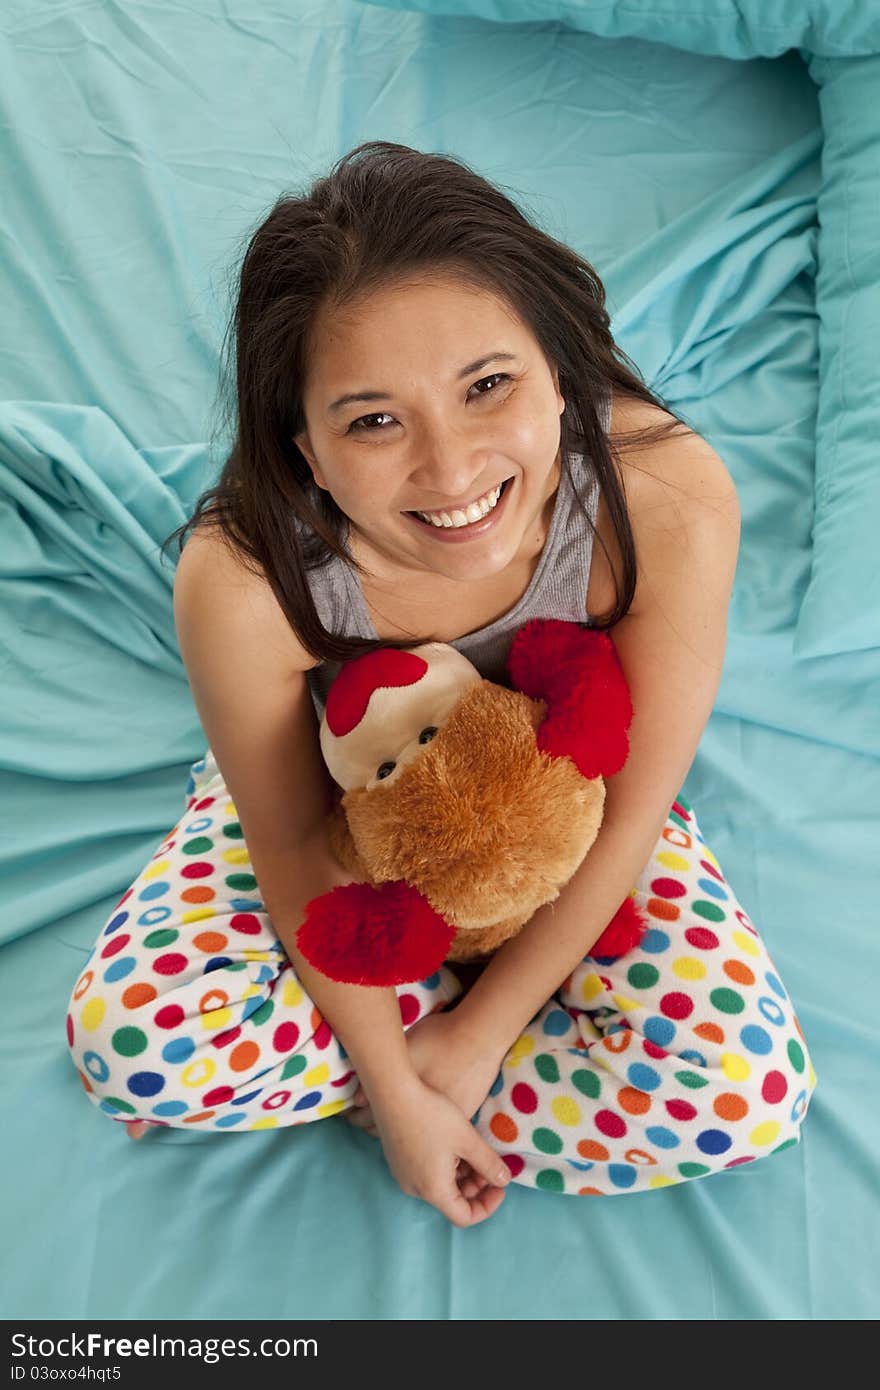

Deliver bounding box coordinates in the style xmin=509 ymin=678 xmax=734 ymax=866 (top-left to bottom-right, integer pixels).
xmin=125 ymin=1120 xmax=151 ymax=1140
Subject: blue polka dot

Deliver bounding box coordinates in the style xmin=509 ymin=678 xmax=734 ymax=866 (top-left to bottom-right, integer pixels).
xmin=626 ymin=1063 xmax=662 ymax=1092
xmin=99 ymin=1099 xmax=130 ymax=1116
xmin=679 ymin=1049 xmax=708 ymax=1068
xmin=186 ymin=817 xmax=213 ymax=833
xmin=127 ymin=1071 xmax=165 ymax=1098
xmin=103 ymin=912 xmax=130 ymax=936
xmin=765 ymin=972 xmax=787 ymax=1001
xmin=138 ymin=881 xmax=171 ymax=902
xmin=758 ymin=997 xmax=786 ymax=1027
xmin=230 ymin=898 xmax=262 ymax=911
xmin=152 ymin=1100 xmax=189 ymax=1117
xmin=421 ymin=972 xmax=441 ymax=990
xmin=566 ymin=1158 xmax=595 ymax=1171
xmin=293 ymin=1091 xmax=322 ymax=1111
xmin=543 ymin=1009 xmax=572 ymax=1036
xmin=256 ymin=965 xmax=275 ymax=984
xmin=161 ymin=1036 xmax=195 ymax=1065
xmin=241 ymin=997 xmax=266 ymax=1021
xmin=103 ymin=956 xmax=137 ymax=983
xmin=231 ymin=1088 xmax=263 ymax=1106
xmin=697 ymin=1129 xmax=732 ymax=1156
xmin=215 ymin=1113 xmax=247 ymax=1127
xmin=697 ymin=877 xmax=728 ymax=901
xmin=640 ymin=929 xmax=671 ymax=955
xmin=489 ymin=1073 xmax=504 ymax=1098
xmin=790 ymin=1089 xmax=808 ymax=1123
xmin=646 ymin=1126 xmax=680 ymax=1150
xmin=608 ymin=1164 xmax=637 ymax=1189
xmin=740 ymin=1024 xmax=773 ymax=1056
xmin=83 ymin=1050 xmax=109 ymax=1083
xmin=203 ymin=957 xmax=233 ymax=974
xmin=138 ymin=905 xmax=172 ymax=927
xmin=644 ymin=1016 xmax=676 ymax=1047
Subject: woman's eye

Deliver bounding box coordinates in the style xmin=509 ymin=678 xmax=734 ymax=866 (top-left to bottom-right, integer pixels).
xmin=347 ymin=374 xmax=510 ymax=434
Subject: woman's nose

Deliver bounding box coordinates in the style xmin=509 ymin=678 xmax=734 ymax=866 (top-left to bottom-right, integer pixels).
xmin=409 ymin=442 xmax=489 ymax=504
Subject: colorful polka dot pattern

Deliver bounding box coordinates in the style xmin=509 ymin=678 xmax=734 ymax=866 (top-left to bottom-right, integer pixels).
xmin=472 ymin=793 xmax=818 ymax=1193
xmin=66 ymin=753 xmax=817 ymax=1196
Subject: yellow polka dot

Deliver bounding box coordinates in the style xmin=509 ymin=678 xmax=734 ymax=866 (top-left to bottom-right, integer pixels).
xmin=319 ymin=1099 xmax=348 ymax=1119
xmin=243 ymin=949 xmax=271 ymax=962
xmin=581 ymin=974 xmax=605 ymax=1004
xmin=181 ymin=1057 xmax=216 ymax=1088
xmin=304 ymin=1062 xmax=330 ymax=1087
xmin=732 ymin=931 xmax=760 ymax=957
xmin=181 ymin=906 xmax=217 ymax=924
xmin=222 ymin=847 xmax=251 ymax=866
xmin=250 ymin=1117 xmax=278 ymax=1130
xmin=649 ymin=1175 xmax=679 ymax=1189
xmin=144 ymin=859 xmax=171 ymax=881
xmin=200 ymin=1007 xmax=233 ymax=1032
xmin=703 ymin=847 xmax=721 ymax=871
xmin=81 ymin=998 xmax=106 ymax=1031
xmin=672 ymin=956 xmax=707 ymax=981
xmin=808 ymin=1061 xmax=818 ymax=1089
xmin=611 ymin=992 xmax=643 ymax=1013
xmin=721 ymin=1052 xmax=751 ymax=1082
xmin=242 ymin=984 xmax=260 ymax=1000
xmin=226 ymin=801 xmax=238 ymax=817
xmin=551 ymin=1096 xmax=582 ymax=1127
xmin=656 ymin=851 xmax=690 ymax=872
xmin=750 ymin=1120 xmax=781 ymax=1147
xmin=506 ymin=1035 xmax=535 ymax=1067
xmin=282 ymin=978 xmax=304 ymax=1008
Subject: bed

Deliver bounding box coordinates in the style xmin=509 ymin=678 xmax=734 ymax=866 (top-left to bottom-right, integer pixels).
xmin=2 ymin=0 xmax=877 ymax=1320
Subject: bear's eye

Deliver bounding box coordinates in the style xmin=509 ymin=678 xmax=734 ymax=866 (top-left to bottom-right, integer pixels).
xmin=419 ymin=727 xmax=438 ymax=744
xmin=376 ymin=761 xmax=396 ymax=780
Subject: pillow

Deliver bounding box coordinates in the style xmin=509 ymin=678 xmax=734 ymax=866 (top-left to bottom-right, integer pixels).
xmin=353 ymin=1 xmax=880 ymax=59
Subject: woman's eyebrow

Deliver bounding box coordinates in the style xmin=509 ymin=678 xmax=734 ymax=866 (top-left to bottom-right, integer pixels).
xmin=326 ymin=351 xmax=519 ymax=414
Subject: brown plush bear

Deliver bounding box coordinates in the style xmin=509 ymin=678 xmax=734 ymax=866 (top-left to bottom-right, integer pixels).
xmin=296 ymin=618 xmax=648 ymax=986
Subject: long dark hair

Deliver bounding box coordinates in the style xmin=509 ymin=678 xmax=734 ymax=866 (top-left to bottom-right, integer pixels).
xmin=160 ymin=140 xmax=690 ymax=666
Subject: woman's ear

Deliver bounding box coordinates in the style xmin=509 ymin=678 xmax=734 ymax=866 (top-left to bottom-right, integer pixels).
xmin=292 ymin=430 xmax=327 ymax=490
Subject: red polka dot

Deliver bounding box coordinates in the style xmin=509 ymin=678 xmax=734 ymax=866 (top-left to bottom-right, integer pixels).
xmin=672 ymin=800 xmax=691 ymax=821
xmin=502 ymin=1154 xmax=525 ymax=1178
xmin=273 ymin=1022 xmax=300 ymax=1053
xmin=665 ymin=1098 xmax=697 ymax=1122
xmin=700 ymin=860 xmax=724 ymax=882
xmin=66 ymin=1014 xmax=74 ymax=1046
xmin=192 ymin=796 xmax=216 ymax=810
xmin=180 ymin=861 xmax=214 ymax=880
xmin=331 ymin=1071 xmax=355 ymax=1088
xmin=761 ymin=1070 xmax=788 ymax=1104
xmin=154 ymin=1004 xmax=185 ymax=1029
xmin=313 ymin=1019 xmax=332 ymax=1051
xmin=660 ymin=992 xmax=694 ymax=1020
xmin=153 ymin=953 xmax=188 ymax=976
xmin=643 ymin=1040 xmax=669 ymax=1060
xmin=202 ymin=1085 xmax=235 ymax=1106
xmin=211 ymin=1026 xmax=241 ymax=1049
xmin=229 ymin=913 xmax=262 ymax=936
xmin=725 ymin=1155 xmax=755 ymax=1168
xmin=511 ymin=1083 xmax=538 ymax=1114
xmin=595 ymin=1109 xmax=627 ymax=1139
xmin=115 ymin=888 xmax=135 ymax=908
xmin=398 ymin=993 xmax=420 ymax=1026
xmin=649 ymin=876 xmax=688 ymax=900
xmin=685 ymin=927 xmax=720 ymax=951
xmin=100 ymin=934 xmax=130 ymax=959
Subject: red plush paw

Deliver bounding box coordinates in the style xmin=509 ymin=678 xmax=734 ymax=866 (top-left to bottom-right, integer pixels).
xmin=295 ymin=880 xmax=456 ymax=986
xmin=591 ymin=896 xmax=649 ymax=960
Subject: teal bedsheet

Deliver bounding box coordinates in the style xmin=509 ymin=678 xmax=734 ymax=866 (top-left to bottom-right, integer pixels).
xmin=2 ymin=0 xmax=877 ymax=1320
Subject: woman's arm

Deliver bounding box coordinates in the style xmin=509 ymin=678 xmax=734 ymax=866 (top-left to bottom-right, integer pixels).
xmin=452 ymin=431 xmax=742 ymax=1055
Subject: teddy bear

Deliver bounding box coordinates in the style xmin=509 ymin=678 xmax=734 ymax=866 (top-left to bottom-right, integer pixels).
xmin=295 ymin=617 xmax=648 ymax=987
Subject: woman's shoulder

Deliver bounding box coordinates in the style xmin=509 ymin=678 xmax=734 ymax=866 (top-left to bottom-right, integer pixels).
xmin=608 ymin=390 xmax=737 ymax=519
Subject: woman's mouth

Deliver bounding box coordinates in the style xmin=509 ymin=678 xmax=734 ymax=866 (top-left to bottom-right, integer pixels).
xmin=403 ymin=476 xmax=515 ymax=543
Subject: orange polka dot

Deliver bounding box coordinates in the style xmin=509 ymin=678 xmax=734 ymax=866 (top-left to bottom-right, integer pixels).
xmin=647 ymin=898 xmax=681 ymax=922
xmin=794 ymin=1014 xmax=806 ymax=1042
xmin=578 ymin=1139 xmax=610 ymax=1161
xmin=723 ymin=960 xmax=756 ymax=986
xmin=230 ymin=1041 xmax=260 ymax=1072
xmin=122 ymin=982 xmax=157 ymax=1010
xmin=578 ymin=1186 xmax=604 ymax=1196
xmin=602 ymin=1032 xmax=632 ymax=1054
xmin=490 ymin=1113 xmax=519 ymax=1143
xmin=77 ymin=1070 xmax=94 ymax=1095
xmin=715 ymin=1092 xmax=750 ymax=1122
xmin=183 ymin=1110 xmax=217 ymax=1124
xmin=199 ymin=988 xmax=229 ymax=1013
xmin=617 ymin=1086 xmax=652 ymax=1115
xmin=662 ymin=827 xmax=692 ymax=849
xmin=73 ymin=971 xmax=93 ymax=1000
xmin=182 ymin=886 xmax=215 ymax=904
xmin=695 ymin=1022 xmax=725 ymax=1045
xmin=624 ymin=1148 xmax=657 ymax=1165
xmin=192 ymin=930 xmax=228 ymax=952
xmin=310 ymin=1007 xmax=323 ymax=1034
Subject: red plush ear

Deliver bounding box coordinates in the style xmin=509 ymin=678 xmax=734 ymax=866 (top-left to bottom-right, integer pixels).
xmin=591 ymin=896 xmax=650 ymax=960
xmin=296 ymin=880 xmax=455 ymax=987
xmin=507 ymin=618 xmax=633 ymax=779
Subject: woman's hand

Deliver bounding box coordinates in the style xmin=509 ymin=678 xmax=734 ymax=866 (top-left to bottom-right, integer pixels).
xmin=363 ymin=1072 xmax=512 ymax=1228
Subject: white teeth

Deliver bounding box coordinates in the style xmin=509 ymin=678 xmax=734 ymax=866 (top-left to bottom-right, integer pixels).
xmin=416 ymin=483 xmax=503 ymax=529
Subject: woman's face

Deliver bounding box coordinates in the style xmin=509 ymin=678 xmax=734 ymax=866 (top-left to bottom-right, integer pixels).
xmin=293 ymin=273 xmax=566 ymax=583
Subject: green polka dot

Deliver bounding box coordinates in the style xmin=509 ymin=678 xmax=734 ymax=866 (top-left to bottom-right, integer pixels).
xmin=226 ymin=873 xmax=258 ymax=891
xmin=222 ymin=821 xmax=244 ymax=840
xmin=533 ymin=1127 xmax=563 ymax=1155
xmin=693 ymin=901 xmax=726 ymax=923
xmin=143 ymin=928 xmax=179 ymax=949
xmin=280 ymin=1055 xmax=308 ymax=1082
xmin=536 ymin=1169 xmax=565 ymax=1191
xmin=675 ymin=1070 xmax=710 ymax=1089
xmin=787 ymin=1039 xmax=805 ymax=1073
xmin=676 ymin=793 xmax=692 ymax=812
xmin=534 ymin=1054 xmax=560 ymax=1084
xmin=627 ymin=962 xmax=660 ymax=990
xmin=182 ymin=836 xmax=214 ymax=855
xmin=225 ymin=961 xmax=249 ymax=973
xmin=571 ymin=1069 xmax=601 ymax=1100
xmin=678 ymin=1161 xmax=711 ymax=1178
xmin=250 ymin=999 xmax=275 ymax=1027
xmin=772 ymin=1137 xmax=799 ymax=1156
xmin=111 ymin=1026 xmax=148 ymax=1057
xmin=710 ymin=987 xmax=745 ymax=1015
xmin=669 ymin=810 xmax=690 ymax=832
xmin=102 ymin=1097 xmax=137 ymax=1115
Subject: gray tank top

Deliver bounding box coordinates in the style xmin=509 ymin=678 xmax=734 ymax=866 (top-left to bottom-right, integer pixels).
xmin=304 ymin=380 xmax=612 ymax=727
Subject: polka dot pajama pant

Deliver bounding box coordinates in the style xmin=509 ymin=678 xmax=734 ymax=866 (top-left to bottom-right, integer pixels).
xmin=66 ymin=750 xmax=818 ymax=1196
